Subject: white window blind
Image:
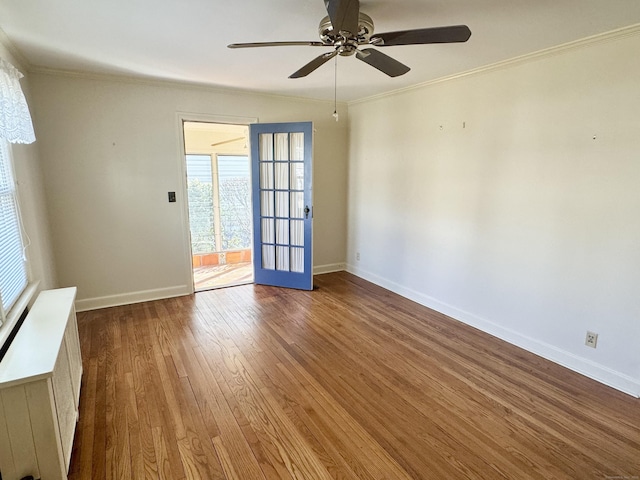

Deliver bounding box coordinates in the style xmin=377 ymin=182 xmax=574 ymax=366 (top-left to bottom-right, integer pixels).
xmin=0 ymin=138 xmax=28 ymax=324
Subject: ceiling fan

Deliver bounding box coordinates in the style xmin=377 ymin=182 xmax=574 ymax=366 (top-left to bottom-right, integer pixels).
xmin=228 ymin=0 xmax=471 ymax=78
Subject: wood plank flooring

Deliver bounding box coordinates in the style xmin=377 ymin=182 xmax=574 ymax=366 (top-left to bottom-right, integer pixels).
xmin=69 ymin=272 xmax=640 ymax=479
xmin=193 ymin=263 xmax=253 ymax=291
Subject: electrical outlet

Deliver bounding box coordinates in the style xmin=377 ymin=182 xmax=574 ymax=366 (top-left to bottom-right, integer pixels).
xmin=356 ymin=252 xmax=360 ymax=261
xmin=585 ymin=331 xmax=598 ymax=348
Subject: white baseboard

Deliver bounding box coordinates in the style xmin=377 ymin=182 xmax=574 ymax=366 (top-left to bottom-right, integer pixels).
xmin=75 ymin=265 xmax=347 ymax=312
xmin=346 ymin=264 xmax=640 ymax=398
xmin=314 ymin=263 xmax=346 ymax=275
xmin=75 ymin=285 xmax=191 ymax=312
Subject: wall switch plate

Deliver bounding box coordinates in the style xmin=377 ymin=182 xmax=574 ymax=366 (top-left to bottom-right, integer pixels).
xmin=168 ymin=191 xmax=176 ymax=203
xmin=585 ymin=331 xmax=598 ymax=348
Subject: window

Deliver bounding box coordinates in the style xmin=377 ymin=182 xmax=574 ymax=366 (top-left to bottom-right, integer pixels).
xmin=0 ymin=138 xmax=28 ymax=325
xmin=185 ymin=154 xmax=252 ymax=254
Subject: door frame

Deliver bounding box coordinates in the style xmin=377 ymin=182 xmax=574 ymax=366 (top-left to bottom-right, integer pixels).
xmin=176 ymin=112 xmax=258 ymax=294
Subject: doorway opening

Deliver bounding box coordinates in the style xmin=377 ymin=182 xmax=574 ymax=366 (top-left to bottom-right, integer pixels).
xmin=183 ymin=121 xmax=253 ymax=291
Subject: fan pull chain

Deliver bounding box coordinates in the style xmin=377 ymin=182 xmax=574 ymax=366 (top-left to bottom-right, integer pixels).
xmin=333 ymin=55 xmax=339 ymax=122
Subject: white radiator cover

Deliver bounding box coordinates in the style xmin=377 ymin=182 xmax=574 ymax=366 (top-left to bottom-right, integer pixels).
xmin=0 ymin=287 xmax=82 ymax=480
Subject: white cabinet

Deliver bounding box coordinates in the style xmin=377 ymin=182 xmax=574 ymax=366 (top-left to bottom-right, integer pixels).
xmin=0 ymin=287 xmax=82 ymax=480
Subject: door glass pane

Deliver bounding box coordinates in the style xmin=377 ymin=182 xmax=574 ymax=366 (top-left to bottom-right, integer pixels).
xmin=291 ymin=220 xmax=304 ymax=247
xmin=290 ymin=192 xmax=304 ymax=219
xmin=291 ymin=247 xmax=304 ymax=273
xmin=276 ymin=246 xmax=290 ymax=271
xmin=276 ymin=219 xmax=289 ymax=245
xmin=290 ymin=132 xmax=304 ymax=161
xmin=275 ymin=191 xmax=289 ymax=217
xmin=261 ymin=218 xmax=274 ymax=244
xmin=275 ymin=162 xmax=289 ymax=190
xmin=260 ymin=134 xmax=273 ymax=161
xmin=275 ymin=133 xmax=289 ymax=161
xmin=290 ymin=162 xmax=304 ymax=190
xmin=260 ymin=162 xmax=274 ymax=189
xmin=262 ymin=245 xmax=275 ymax=270
xmin=261 ymin=191 xmax=274 ymax=217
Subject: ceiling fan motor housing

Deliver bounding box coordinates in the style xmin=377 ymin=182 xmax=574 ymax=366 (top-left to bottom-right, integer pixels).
xmin=318 ymin=12 xmax=375 ymax=47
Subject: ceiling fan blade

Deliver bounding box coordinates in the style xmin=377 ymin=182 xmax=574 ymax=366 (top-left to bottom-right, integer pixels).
xmin=228 ymin=41 xmax=327 ymax=48
xmin=289 ymin=50 xmax=339 ymax=78
xmin=324 ymin=0 xmax=360 ymax=34
xmin=356 ymin=48 xmax=410 ymax=77
xmin=211 ymin=137 xmax=244 ymax=147
xmin=371 ymin=25 xmax=471 ymax=46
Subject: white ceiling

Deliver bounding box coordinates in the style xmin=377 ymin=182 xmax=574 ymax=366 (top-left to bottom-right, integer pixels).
xmin=1 ymin=0 xmax=640 ymax=102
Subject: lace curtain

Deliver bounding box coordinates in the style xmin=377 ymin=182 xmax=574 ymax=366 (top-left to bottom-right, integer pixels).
xmin=0 ymin=58 xmax=36 ymax=144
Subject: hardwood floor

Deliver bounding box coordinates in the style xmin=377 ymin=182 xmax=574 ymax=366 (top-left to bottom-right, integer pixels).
xmin=69 ymin=272 xmax=640 ymax=480
xmin=193 ymin=263 xmax=253 ymax=291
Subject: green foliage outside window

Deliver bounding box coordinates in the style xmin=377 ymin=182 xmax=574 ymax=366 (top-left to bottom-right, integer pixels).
xmin=187 ymin=175 xmax=252 ymax=254
xmin=187 ymin=179 xmax=215 ymax=254
xmin=219 ymin=177 xmax=251 ymax=251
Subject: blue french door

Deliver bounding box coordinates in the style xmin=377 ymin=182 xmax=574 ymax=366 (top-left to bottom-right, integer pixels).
xmin=250 ymin=122 xmax=313 ymax=290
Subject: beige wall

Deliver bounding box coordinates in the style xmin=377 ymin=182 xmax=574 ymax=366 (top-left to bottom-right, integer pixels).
xmin=347 ymin=31 xmax=640 ymax=395
xmin=29 ymin=74 xmax=349 ymax=310
xmin=0 ymin=41 xmax=58 ymax=295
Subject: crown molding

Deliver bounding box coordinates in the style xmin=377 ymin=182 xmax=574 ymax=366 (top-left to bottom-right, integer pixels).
xmin=27 ymin=65 xmax=348 ymax=107
xmin=0 ymin=26 xmax=31 ymax=72
xmin=349 ymin=22 xmax=640 ymax=106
